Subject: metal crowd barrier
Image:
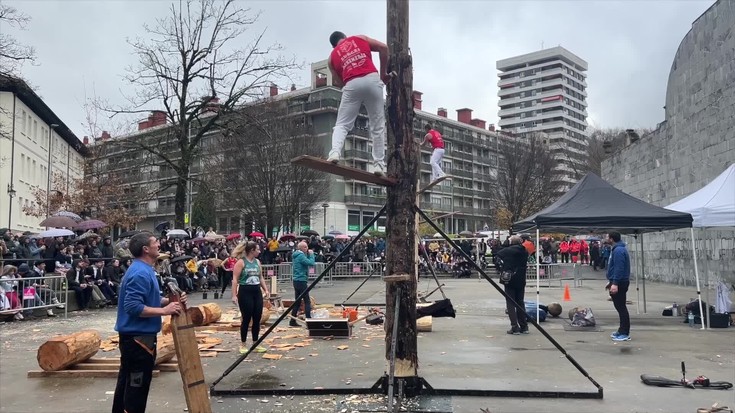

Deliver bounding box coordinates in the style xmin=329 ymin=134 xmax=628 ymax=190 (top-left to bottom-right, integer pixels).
xmin=525 ymin=263 xmax=564 ymax=287
xmin=0 ymin=274 xmax=68 ymax=318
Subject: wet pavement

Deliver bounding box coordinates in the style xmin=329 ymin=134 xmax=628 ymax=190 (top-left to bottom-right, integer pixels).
xmin=1 ymin=264 xmax=733 ymax=413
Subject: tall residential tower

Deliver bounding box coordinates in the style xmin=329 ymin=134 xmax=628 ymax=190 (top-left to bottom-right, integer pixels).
xmin=497 ymin=46 xmax=589 ymax=190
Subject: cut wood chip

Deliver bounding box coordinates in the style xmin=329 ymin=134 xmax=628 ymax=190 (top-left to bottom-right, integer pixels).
xmin=337 ymin=345 xmax=349 ymax=350
xmin=309 ymin=353 xmax=318 ymax=357
xmin=199 ymin=351 xmax=218 ymax=357
xmin=262 ymin=354 xmax=282 ymax=360
xmin=361 ymin=344 xmax=370 ymax=348
xmin=293 ymin=343 xmax=307 ymax=347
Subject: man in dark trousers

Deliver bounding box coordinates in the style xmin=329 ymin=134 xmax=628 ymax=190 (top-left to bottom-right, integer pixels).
xmin=495 ymin=235 xmax=529 ymax=335
xmin=112 ymin=232 xmax=187 ymax=413
xmin=606 ymin=231 xmax=631 ymax=342
xmin=326 ymin=31 xmax=391 ymax=176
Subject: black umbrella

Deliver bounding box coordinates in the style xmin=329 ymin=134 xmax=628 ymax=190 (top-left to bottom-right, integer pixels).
xmin=119 ymin=230 xmax=142 ymax=238
xmin=301 ymin=229 xmax=319 ymax=237
xmin=295 ymin=235 xmax=309 ymax=241
xmin=155 ymin=221 xmax=170 ymax=231
xmin=170 ymin=255 xmax=194 ymax=264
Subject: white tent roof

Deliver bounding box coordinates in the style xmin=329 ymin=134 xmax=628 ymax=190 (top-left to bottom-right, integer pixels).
xmin=666 ymin=164 xmax=735 ymax=227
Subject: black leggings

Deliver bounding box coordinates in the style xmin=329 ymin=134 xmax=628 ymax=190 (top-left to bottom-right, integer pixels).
xmin=221 ymin=270 xmax=232 ymax=294
xmin=237 ymin=285 xmax=263 ymax=343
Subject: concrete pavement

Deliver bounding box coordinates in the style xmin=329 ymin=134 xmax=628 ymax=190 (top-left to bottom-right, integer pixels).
xmin=0 ymin=266 xmax=733 ymax=413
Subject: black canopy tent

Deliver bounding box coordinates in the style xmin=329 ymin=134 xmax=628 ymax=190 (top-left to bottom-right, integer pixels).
xmin=512 ymin=173 xmax=704 ymax=327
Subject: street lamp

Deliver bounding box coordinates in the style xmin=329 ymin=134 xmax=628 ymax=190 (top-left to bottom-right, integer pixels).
xmin=46 ymin=124 xmax=59 ymax=227
xmin=7 ymin=184 xmax=16 ymax=229
xmin=321 ymin=203 xmax=329 ymax=236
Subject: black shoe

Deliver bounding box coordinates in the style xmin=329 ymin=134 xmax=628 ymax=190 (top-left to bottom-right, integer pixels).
xmin=520 ymin=329 xmax=530 ymax=334
xmin=289 ymin=320 xmax=300 ymax=327
xmin=507 ymin=328 xmax=520 ymax=335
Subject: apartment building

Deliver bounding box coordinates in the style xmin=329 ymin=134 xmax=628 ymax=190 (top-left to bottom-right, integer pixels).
xmin=0 ymin=75 xmax=86 ymax=232
xmin=94 ymin=61 xmax=505 ymax=236
xmin=497 ymin=46 xmax=589 ymax=190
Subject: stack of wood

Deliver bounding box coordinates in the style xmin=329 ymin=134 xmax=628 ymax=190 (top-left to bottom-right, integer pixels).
xmin=29 ymin=330 xmax=179 ymax=378
xmin=163 ymin=302 xmax=223 ymax=334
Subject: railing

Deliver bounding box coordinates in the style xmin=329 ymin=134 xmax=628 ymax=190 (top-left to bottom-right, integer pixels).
xmin=344 ymin=195 xmax=386 ymax=205
xmin=262 ymin=261 xmax=392 ymax=291
xmin=344 ymin=149 xmax=371 ymax=160
xmin=524 ymin=263 xmax=569 ymax=287
xmin=0 ymin=275 xmax=68 ymax=318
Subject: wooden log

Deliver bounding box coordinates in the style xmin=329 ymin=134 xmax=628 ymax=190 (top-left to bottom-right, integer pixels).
xmin=37 ymin=330 xmax=101 ymax=371
xmin=155 ymin=334 xmax=176 ymax=365
xmin=187 ymin=303 xmax=222 ymax=326
xmin=162 ymin=316 xmax=172 ymax=335
xmin=248 ymin=307 xmax=272 ymax=327
xmin=28 ymin=369 xmax=160 ymax=378
xmin=416 ymin=316 xmax=432 ymax=332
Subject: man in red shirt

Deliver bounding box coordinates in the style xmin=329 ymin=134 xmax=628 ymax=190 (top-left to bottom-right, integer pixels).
xmin=422 ymin=124 xmax=446 ymax=182
xmin=326 ymin=31 xmax=391 ymax=176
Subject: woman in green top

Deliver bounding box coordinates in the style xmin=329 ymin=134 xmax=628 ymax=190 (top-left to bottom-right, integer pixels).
xmin=231 ymin=241 xmax=269 ymax=354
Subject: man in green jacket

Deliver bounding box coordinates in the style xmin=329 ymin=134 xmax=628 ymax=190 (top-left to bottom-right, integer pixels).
xmin=290 ymin=242 xmax=315 ymax=327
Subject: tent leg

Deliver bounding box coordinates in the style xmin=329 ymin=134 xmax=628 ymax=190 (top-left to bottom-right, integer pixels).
xmin=633 ymin=234 xmax=640 ymax=315
xmin=690 ymin=227 xmax=706 ymax=330
xmin=640 ymin=234 xmax=647 ymax=314
xmin=536 ymin=228 xmax=540 ymax=323
xmin=702 ymin=228 xmax=711 ymax=330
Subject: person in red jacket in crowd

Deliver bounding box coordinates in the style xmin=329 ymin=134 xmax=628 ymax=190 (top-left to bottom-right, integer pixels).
xmin=580 ymin=239 xmax=589 ymax=264
xmin=559 ymin=238 xmax=570 ymax=263
xmin=569 ymin=239 xmax=581 ymax=263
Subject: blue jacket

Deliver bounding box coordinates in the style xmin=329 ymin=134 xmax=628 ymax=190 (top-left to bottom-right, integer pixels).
xmin=606 ymin=241 xmax=630 ymax=285
xmin=115 ymin=260 xmax=162 ymax=335
xmin=292 ymin=250 xmax=315 ymax=282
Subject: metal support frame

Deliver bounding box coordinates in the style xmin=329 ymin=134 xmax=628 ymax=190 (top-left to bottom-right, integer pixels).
xmin=210 ymin=203 xmax=603 ymax=400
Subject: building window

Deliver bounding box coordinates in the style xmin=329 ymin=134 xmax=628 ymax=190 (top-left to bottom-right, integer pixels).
xmin=347 ymin=210 xmax=361 ymax=231
xmin=362 ymin=211 xmax=374 ymax=229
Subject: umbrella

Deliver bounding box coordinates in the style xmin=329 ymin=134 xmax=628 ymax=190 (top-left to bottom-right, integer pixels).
xmin=587 ymin=236 xmax=601 ymax=242
xmin=301 ymin=229 xmax=319 ymax=237
xmin=170 ymin=255 xmax=194 ymax=264
xmin=295 ymin=235 xmax=310 ymax=241
xmin=119 ymin=230 xmax=141 ymax=238
xmin=226 ymin=233 xmax=241 ymax=241
xmin=76 ymin=231 xmax=100 ymax=241
xmin=38 ymin=228 xmax=75 ymax=238
xmin=191 ymin=236 xmax=206 ymax=244
xmin=322 ymin=235 xmax=335 ymax=240
xmin=53 ymin=211 xmax=82 ymax=221
xmin=335 ymin=234 xmax=350 ymax=240
xmin=40 ymin=216 xmax=78 ymax=228
xmin=459 ymin=230 xmax=474 ymax=237
xmin=329 ymin=230 xmax=343 ymax=235
xmin=280 ymin=233 xmax=296 ymax=241
xmin=249 ymin=231 xmax=264 ymax=238
xmin=205 ymin=234 xmax=225 ymax=242
xmin=167 ymin=229 xmax=190 ymax=239
xmin=74 ymin=219 xmax=107 ymax=230
xmin=155 ymin=221 xmax=170 ymax=231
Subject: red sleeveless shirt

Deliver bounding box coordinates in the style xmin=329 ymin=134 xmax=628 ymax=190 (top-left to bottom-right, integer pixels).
xmin=428 ymin=129 xmax=444 ymax=149
xmin=330 ymin=36 xmax=378 ymax=84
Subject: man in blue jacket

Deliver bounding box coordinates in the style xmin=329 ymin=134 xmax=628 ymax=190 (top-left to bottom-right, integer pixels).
xmin=605 ymin=231 xmax=631 ymax=342
xmin=290 ymin=241 xmax=315 ymax=327
xmin=112 ymin=231 xmax=187 ymax=413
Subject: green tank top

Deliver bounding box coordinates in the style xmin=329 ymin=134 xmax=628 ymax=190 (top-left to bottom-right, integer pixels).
xmin=239 ymin=258 xmax=261 ymax=286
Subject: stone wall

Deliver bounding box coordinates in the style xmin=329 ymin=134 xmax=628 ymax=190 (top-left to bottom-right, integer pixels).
xmin=603 ymin=0 xmax=735 ymax=286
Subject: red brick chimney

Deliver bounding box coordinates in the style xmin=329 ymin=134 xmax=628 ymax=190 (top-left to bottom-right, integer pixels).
xmin=457 ymin=108 xmax=472 ymax=124
xmin=290 ymin=83 xmax=297 ymax=91
xmin=149 ymin=111 xmax=167 ymax=127
xmin=137 ymin=119 xmax=150 ymax=131
xmin=488 ymin=124 xmax=496 ymax=132
xmin=101 ymin=131 xmax=111 ymax=140
xmin=471 ymin=118 xmax=486 ymax=129
xmin=269 ymin=84 xmax=278 ymax=97
xmin=83 ymin=136 xmax=89 ymax=144
xmin=412 ymin=90 xmax=423 ymax=110
xmin=437 ymin=108 xmax=447 ymax=118
xmin=316 ymin=74 xmax=327 ymax=87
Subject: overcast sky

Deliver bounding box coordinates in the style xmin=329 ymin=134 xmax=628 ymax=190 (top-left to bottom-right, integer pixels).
xmin=6 ymin=0 xmax=715 ymax=139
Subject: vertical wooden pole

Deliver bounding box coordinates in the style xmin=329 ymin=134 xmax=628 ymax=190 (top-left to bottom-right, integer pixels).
xmin=385 ymin=0 xmax=419 ymax=392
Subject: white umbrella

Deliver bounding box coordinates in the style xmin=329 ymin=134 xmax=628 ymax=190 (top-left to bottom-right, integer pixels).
xmin=38 ymin=228 xmax=75 ymax=238
xmin=53 ymin=210 xmax=83 ymax=222
xmin=167 ymin=229 xmax=190 ymax=239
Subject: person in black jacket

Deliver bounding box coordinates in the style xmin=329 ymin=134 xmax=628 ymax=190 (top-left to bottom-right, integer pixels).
xmin=495 ymin=235 xmax=529 ymax=335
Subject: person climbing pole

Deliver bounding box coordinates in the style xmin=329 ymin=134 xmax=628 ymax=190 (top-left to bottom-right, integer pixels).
xmin=422 ymin=123 xmax=446 ymax=183
xmin=325 ymin=31 xmax=392 ymax=176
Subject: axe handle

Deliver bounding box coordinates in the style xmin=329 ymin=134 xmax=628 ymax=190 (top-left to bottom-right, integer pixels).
xmin=348 ymin=314 xmax=371 ymax=326
xmin=287 ymin=314 xmax=307 ymax=326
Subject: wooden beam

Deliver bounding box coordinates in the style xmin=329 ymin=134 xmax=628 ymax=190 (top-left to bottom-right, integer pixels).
xmin=418 ymin=175 xmax=451 ymax=194
xmin=291 ymin=155 xmax=397 ymax=187
xmin=28 ymin=370 xmax=161 ymax=378
xmin=385 ymin=0 xmax=419 ymax=383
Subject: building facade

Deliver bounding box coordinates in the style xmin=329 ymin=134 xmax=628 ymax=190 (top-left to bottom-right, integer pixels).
xmin=96 ymin=60 xmax=507 ymax=236
xmin=497 ymin=46 xmax=589 ymax=190
xmin=602 ymin=0 xmax=735 ymax=285
xmin=0 ymin=75 xmax=86 ymax=232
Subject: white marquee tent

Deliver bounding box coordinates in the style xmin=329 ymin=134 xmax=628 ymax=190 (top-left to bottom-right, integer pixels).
xmin=666 ymin=163 xmax=735 ymax=328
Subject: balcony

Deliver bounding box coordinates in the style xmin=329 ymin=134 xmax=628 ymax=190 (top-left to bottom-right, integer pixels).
xmin=344 ymin=195 xmax=386 ymax=205
xmin=450 ymin=168 xmax=473 ymax=178
xmin=303 ymin=98 xmax=340 ymax=113
xmin=344 ymin=149 xmax=371 ymax=160
xmin=420 ymin=201 xmax=452 ymax=212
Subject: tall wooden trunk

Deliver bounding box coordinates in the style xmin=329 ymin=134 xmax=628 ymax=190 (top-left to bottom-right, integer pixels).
xmin=385 ymin=0 xmax=420 ymax=394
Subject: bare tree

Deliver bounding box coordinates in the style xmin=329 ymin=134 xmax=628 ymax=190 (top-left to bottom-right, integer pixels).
xmin=0 ymin=4 xmax=35 ymax=77
xmin=585 ymin=128 xmax=651 ymax=176
xmin=211 ymin=102 xmax=329 ymax=237
xmin=106 ymin=0 xmax=296 ymax=228
xmin=493 ymin=133 xmax=561 ymax=231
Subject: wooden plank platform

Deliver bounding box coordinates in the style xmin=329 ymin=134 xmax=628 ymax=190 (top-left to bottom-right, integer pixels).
xmin=419 ymin=175 xmax=451 ymax=194
xmin=28 ymin=369 xmax=161 ymax=378
xmin=291 ymin=155 xmax=397 ymax=187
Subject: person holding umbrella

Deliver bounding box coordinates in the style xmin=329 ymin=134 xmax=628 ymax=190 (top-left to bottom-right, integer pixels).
xmin=231 ymin=241 xmax=269 ymax=354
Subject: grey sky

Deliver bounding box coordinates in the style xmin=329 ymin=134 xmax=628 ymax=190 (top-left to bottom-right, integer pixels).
xmin=6 ymin=0 xmax=715 ymax=139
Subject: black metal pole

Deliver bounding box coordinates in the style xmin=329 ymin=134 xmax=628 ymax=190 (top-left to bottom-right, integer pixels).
xmin=210 ymin=204 xmax=387 ymax=388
